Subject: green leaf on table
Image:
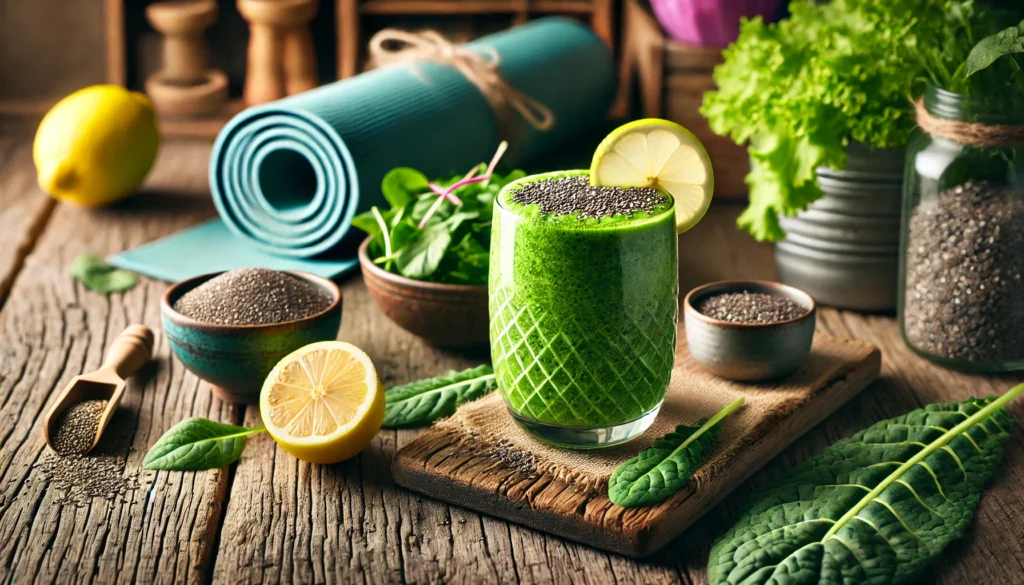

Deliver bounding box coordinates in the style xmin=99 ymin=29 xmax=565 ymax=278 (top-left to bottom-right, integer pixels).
xmin=708 ymin=384 xmax=1024 ymax=585
xmin=396 ymin=224 xmax=452 ymax=279
xmin=609 ymin=397 xmax=745 ymax=508
xmin=381 ymin=167 xmax=429 ymax=208
xmin=143 ymin=417 xmax=266 ymax=471
xmin=382 ymin=365 xmax=497 ymax=428
xmin=69 ymin=253 xmax=139 ymax=294
xmin=966 ymin=19 xmax=1024 ymax=78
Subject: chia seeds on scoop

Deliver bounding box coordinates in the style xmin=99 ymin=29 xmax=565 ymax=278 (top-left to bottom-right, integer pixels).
xmin=511 ymin=175 xmax=666 ymax=219
xmin=697 ymin=291 xmax=808 ymax=324
xmin=174 ymin=268 xmax=332 ymax=326
xmin=904 ymin=181 xmax=1024 ymax=364
xmin=51 ymin=399 xmax=107 ymax=456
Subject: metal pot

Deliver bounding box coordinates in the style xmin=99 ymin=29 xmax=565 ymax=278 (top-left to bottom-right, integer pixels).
xmin=774 ymin=144 xmax=904 ymax=311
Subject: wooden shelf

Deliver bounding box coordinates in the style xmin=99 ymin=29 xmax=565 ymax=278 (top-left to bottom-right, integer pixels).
xmin=360 ymin=0 xmax=594 ymax=15
xmin=156 ymin=98 xmax=245 ymax=139
xmin=361 ymin=0 xmax=526 ymax=15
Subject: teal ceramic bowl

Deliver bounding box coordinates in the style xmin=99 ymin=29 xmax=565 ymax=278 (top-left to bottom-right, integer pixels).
xmin=161 ymin=270 xmax=342 ymax=404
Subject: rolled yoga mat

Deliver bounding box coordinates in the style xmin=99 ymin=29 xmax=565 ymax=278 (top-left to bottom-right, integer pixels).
xmin=111 ymin=18 xmax=615 ymax=282
xmin=211 ymin=17 xmax=615 ymax=259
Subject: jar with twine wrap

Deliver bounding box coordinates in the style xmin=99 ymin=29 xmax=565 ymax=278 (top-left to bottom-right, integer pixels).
xmin=899 ymin=83 xmax=1024 ymax=372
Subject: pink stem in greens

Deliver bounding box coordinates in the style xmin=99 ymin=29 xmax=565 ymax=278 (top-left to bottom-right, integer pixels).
xmin=417 ymin=141 xmax=509 ymax=229
xmin=428 ymin=183 xmax=462 ymax=206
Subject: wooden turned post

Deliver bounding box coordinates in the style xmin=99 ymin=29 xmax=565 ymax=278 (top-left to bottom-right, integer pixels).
xmin=282 ymin=1 xmax=319 ymax=95
xmin=145 ymin=1 xmax=228 ymax=118
xmin=238 ymin=0 xmax=319 ymax=106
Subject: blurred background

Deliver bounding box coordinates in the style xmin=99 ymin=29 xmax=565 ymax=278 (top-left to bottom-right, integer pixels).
xmin=0 ymin=0 xmax=790 ymax=199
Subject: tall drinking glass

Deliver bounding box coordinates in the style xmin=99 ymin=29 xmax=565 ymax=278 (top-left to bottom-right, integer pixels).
xmin=489 ymin=170 xmax=679 ymax=448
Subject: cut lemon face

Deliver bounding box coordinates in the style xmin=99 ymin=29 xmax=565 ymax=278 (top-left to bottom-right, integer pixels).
xmin=260 ymin=341 xmax=384 ymax=464
xmin=590 ymin=119 xmax=714 ymax=233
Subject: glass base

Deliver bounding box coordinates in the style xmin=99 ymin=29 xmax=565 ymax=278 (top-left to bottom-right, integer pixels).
xmin=903 ymin=334 xmax=1024 ymax=374
xmin=508 ymin=400 xmax=663 ymax=450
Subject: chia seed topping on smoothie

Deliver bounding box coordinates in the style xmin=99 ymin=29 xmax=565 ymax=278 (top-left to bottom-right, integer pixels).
xmin=510 ymin=175 xmax=668 ymax=219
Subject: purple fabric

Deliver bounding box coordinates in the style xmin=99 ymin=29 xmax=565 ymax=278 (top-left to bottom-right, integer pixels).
xmin=651 ymin=0 xmax=783 ymax=47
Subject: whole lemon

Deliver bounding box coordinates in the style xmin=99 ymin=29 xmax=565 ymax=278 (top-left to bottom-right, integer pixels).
xmin=34 ymin=85 xmax=160 ymax=207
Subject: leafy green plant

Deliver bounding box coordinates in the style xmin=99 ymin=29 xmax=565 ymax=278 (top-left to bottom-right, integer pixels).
xmin=70 ymin=253 xmax=138 ymax=294
xmin=609 ymin=397 xmax=744 ymax=508
xmin=382 ymin=365 xmax=497 ymax=428
xmin=353 ymin=142 xmax=524 ymax=285
xmin=701 ymin=0 xmax=1022 ymax=242
xmin=965 ymin=19 xmax=1024 ymax=78
xmin=708 ymin=384 xmax=1024 ymax=585
xmin=143 ymin=418 xmax=265 ymax=471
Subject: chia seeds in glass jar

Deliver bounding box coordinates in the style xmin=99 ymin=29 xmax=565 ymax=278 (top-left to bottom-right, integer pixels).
xmin=899 ymin=85 xmax=1024 ymax=371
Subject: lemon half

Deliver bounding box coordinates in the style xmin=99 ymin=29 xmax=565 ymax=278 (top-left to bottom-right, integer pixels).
xmin=590 ymin=119 xmax=714 ymax=233
xmin=260 ymin=341 xmax=384 ymax=464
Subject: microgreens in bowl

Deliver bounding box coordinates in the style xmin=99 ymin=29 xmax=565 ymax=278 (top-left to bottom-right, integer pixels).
xmin=352 ymin=142 xmax=525 ymax=285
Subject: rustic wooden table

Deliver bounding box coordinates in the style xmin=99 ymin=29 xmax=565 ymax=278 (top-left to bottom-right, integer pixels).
xmin=1 ymin=133 xmax=1022 ymax=584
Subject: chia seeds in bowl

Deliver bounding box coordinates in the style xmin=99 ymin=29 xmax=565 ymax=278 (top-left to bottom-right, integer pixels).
xmin=697 ymin=291 xmax=809 ymax=324
xmin=173 ymin=267 xmax=333 ymax=326
xmin=684 ymin=281 xmax=816 ymax=381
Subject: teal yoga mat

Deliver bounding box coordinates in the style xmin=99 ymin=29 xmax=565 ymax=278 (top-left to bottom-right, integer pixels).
xmin=111 ymin=18 xmax=615 ymax=282
xmin=211 ymin=17 xmax=615 ymax=259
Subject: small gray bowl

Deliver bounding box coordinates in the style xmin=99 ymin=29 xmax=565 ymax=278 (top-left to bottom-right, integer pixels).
xmin=684 ymin=281 xmax=816 ymax=381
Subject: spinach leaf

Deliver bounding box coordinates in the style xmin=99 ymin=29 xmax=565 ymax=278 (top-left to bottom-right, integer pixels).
xmin=966 ymin=19 xmax=1024 ymax=78
xmin=609 ymin=397 xmax=744 ymax=507
xmin=70 ymin=253 xmax=139 ymax=294
xmin=395 ymin=224 xmax=452 ymax=279
xmin=383 ymin=365 xmax=497 ymax=428
xmin=709 ymin=384 xmax=1024 ymax=585
xmin=143 ymin=418 xmax=266 ymax=471
xmin=381 ymin=167 xmax=429 ymax=208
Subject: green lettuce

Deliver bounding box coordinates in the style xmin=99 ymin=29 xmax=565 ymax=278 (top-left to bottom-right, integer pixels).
xmin=701 ymin=0 xmax=1019 ymax=242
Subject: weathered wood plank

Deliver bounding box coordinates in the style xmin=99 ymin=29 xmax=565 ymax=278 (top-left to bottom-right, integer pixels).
xmin=0 ymin=139 xmax=242 ymax=585
xmin=0 ymin=134 xmax=58 ymax=307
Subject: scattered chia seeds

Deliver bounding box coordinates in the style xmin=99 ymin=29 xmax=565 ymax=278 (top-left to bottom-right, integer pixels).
xmin=39 ymin=401 xmax=139 ymax=505
xmin=697 ymin=291 xmax=808 ymax=324
xmin=173 ymin=267 xmax=332 ymax=325
xmin=51 ymin=399 xmax=107 ymax=456
xmin=511 ymin=176 xmax=667 ymax=220
xmin=904 ymin=181 xmax=1024 ymax=364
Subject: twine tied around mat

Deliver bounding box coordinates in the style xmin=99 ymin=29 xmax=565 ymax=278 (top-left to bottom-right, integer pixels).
xmin=915 ymin=98 xmax=1024 ymax=148
xmin=368 ymin=29 xmax=555 ymax=140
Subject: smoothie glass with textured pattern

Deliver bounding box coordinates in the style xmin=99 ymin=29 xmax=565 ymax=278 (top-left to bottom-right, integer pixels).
xmin=489 ymin=170 xmax=678 ymax=448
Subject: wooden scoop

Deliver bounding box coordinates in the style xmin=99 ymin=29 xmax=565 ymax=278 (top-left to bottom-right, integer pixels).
xmin=43 ymin=324 xmax=155 ymax=455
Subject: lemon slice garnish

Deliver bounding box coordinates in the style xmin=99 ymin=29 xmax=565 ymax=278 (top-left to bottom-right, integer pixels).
xmin=590 ymin=119 xmax=714 ymax=233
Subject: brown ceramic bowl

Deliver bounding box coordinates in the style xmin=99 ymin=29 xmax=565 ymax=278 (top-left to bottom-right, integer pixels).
xmin=684 ymin=280 xmax=816 ymax=381
xmin=161 ymin=270 xmax=343 ymax=404
xmin=358 ymin=238 xmax=488 ymax=349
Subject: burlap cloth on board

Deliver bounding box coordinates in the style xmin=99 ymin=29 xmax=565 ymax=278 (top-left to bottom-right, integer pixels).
xmin=430 ymin=334 xmax=872 ymax=493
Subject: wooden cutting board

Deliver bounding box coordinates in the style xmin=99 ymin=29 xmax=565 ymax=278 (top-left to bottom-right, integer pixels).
xmin=392 ymin=334 xmax=881 ymax=557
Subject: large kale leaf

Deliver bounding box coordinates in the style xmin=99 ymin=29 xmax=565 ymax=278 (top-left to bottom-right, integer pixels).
xmin=709 ymin=387 xmax=1022 ymax=585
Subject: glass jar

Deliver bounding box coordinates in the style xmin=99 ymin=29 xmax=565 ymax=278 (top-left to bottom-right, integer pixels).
xmin=899 ymin=84 xmax=1024 ymax=372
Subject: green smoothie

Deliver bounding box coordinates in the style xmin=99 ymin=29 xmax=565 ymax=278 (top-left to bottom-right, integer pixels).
xmin=489 ymin=170 xmax=678 ymax=443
